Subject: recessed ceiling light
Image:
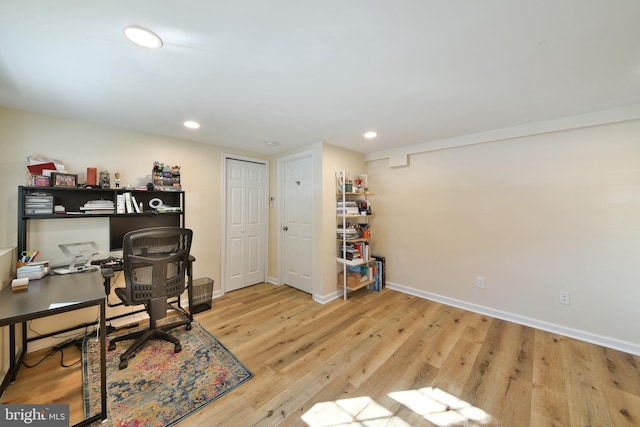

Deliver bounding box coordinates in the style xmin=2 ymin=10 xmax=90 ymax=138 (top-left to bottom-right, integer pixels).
xmin=184 ymin=120 xmax=200 ymax=129
xmin=364 ymin=131 xmax=378 ymax=139
xmin=124 ymin=26 xmax=163 ymax=48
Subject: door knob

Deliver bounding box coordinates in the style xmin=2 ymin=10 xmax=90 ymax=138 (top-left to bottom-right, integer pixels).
xmin=282 ymin=226 xmax=288 ymax=231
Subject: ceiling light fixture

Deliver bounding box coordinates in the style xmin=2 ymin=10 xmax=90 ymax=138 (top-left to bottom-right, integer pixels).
xmin=183 ymin=120 xmax=200 ymax=129
xmin=264 ymin=141 xmax=278 ymax=147
xmin=124 ymin=26 xmax=163 ymax=48
xmin=364 ymin=131 xmax=378 ymax=139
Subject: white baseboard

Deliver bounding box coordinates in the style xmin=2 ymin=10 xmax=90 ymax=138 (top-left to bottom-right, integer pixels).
xmin=387 ymin=281 xmax=640 ymax=357
xmin=313 ymin=290 xmax=342 ymax=304
xmin=267 ymin=276 xmax=281 ymax=285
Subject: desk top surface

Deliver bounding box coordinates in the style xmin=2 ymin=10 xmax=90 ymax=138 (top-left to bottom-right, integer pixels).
xmin=0 ymin=270 xmax=104 ymax=325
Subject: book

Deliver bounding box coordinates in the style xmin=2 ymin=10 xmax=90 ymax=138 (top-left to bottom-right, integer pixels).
xmin=131 ymin=195 xmax=141 ymax=213
xmin=124 ymin=192 xmax=134 ymax=213
xmin=80 ymin=199 xmax=115 ymax=214
xmin=156 ymin=206 xmax=181 ymax=213
xmin=116 ymin=194 xmax=125 ymax=214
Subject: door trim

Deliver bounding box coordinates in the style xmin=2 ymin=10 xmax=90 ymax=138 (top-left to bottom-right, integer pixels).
xmin=277 ymin=149 xmax=314 ymax=295
xmin=221 ymin=153 xmax=269 ymax=294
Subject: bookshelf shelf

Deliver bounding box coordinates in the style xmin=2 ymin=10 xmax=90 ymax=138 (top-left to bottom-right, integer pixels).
xmin=336 ymin=257 xmax=370 ymax=266
xmin=17 ymin=186 xmax=185 ymax=255
xmin=340 ymin=278 xmax=376 ymax=291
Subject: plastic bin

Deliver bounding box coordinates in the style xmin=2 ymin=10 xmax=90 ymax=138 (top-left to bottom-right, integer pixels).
xmin=191 ymin=277 xmax=214 ymax=313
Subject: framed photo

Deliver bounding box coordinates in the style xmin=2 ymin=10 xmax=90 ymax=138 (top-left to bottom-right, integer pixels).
xmin=33 ymin=175 xmax=50 ymax=187
xmin=51 ymin=172 xmax=78 ymax=188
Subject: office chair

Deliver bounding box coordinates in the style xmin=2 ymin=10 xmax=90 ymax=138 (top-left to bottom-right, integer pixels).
xmin=108 ymin=227 xmax=193 ymax=369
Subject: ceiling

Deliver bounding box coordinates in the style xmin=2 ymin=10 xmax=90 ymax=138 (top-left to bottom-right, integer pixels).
xmin=1 ymin=1 xmax=639 ymax=155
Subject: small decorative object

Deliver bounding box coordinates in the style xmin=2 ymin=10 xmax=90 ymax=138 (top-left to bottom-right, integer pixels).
xmin=352 ymin=173 xmax=367 ymax=192
xmin=33 ymin=175 xmax=50 ymax=187
xmin=86 ymin=167 xmax=97 ymax=186
xmin=51 ymin=172 xmax=78 ymax=188
xmin=99 ymin=170 xmax=110 ymax=189
xmin=335 ymin=171 xmax=345 ymax=192
xmin=114 ymin=172 xmax=121 ymax=188
xmin=345 ymin=180 xmax=353 ymax=193
xmin=153 ymin=161 xmax=181 ymax=191
xmin=354 ymin=174 xmax=364 ymax=192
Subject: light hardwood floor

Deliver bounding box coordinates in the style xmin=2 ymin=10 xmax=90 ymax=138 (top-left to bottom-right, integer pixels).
xmin=2 ymin=283 xmax=640 ymax=426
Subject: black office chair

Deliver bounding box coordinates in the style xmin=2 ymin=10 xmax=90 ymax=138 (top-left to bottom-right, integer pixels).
xmin=108 ymin=227 xmax=193 ymax=369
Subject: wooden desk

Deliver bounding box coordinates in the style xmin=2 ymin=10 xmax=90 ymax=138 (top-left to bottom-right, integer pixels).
xmin=0 ymin=270 xmax=107 ymax=426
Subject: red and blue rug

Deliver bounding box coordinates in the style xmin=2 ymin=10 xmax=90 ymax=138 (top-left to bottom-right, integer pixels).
xmin=82 ymin=320 xmax=252 ymax=426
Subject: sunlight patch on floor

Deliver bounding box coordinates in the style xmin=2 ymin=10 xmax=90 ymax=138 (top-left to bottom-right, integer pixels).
xmin=301 ymin=396 xmax=411 ymax=426
xmin=389 ymin=387 xmax=493 ymax=426
xmin=301 ymin=388 xmax=493 ymax=426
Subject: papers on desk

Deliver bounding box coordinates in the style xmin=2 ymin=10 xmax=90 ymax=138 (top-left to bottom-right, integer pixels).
xmin=17 ymin=261 xmax=50 ymax=280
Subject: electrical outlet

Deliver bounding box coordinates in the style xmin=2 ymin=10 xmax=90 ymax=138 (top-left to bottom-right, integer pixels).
xmin=559 ymin=292 xmax=570 ymax=305
xmin=476 ymin=277 xmax=486 ymax=289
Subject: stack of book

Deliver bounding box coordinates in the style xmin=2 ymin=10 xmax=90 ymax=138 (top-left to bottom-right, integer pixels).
xmin=80 ymin=200 xmax=115 ymax=214
xmin=156 ymin=205 xmax=181 ymax=213
xmin=336 ymin=200 xmax=359 ymax=215
xmin=342 ymin=243 xmax=361 ymax=261
xmin=337 ymin=226 xmax=360 ymax=240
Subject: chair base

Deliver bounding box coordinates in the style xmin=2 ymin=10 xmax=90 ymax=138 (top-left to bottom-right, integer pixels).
xmin=108 ymin=320 xmax=192 ymax=370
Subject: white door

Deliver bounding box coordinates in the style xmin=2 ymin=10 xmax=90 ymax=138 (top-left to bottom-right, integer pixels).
xmin=282 ymin=154 xmax=313 ymax=293
xmin=225 ymin=159 xmax=266 ymax=292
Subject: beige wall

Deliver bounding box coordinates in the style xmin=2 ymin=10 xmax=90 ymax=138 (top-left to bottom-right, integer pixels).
xmin=0 ymin=247 xmax=18 ymax=378
xmin=366 ymin=119 xmax=640 ymax=352
xmin=0 ymin=107 xmax=270 ymax=344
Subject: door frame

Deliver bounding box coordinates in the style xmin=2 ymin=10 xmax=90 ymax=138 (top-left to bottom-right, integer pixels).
xmin=277 ymin=149 xmax=315 ymax=295
xmin=221 ymin=153 xmax=269 ymax=294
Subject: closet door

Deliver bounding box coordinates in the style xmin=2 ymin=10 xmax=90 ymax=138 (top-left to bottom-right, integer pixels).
xmin=225 ymin=159 xmax=266 ymax=292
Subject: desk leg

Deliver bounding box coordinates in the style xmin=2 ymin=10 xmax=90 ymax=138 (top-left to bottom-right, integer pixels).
xmin=0 ymin=323 xmax=27 ymax=398
xmin=187 ymin=261 xmax=194 ymax=322
xmin=99 ymin=300 xmax=107 ymax=421
xmin=73 ymin=302 xmax=107 ymax=427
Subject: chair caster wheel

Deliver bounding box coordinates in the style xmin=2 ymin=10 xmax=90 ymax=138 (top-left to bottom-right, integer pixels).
xmin=186 ymin=323 xmax=192 ymax=331
xmin=175 ymin=344 xmax=182 ymax=353
xmin=119 ymin=360 xmax=128 ymax=370
xmin=108 ymin=342 xmax=116 ymax=351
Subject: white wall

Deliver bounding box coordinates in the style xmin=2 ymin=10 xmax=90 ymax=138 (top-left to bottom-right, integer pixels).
xmin=366 ymin=119 xmax=640 ymax=354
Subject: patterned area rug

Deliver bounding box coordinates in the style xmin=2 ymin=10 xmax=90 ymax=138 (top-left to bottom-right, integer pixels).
xmin=83 ymin=320 xmax=252 ymax=427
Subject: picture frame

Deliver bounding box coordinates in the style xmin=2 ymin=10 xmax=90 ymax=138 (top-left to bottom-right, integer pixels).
xmin=33 ymin=175 xmax=50 ymax=187
xmin=51 ymin=172 xmax=78 ymax=188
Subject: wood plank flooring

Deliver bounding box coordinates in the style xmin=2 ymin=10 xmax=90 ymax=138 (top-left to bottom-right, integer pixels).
xmin=2 ymin=283 xmax=639 ymax=426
